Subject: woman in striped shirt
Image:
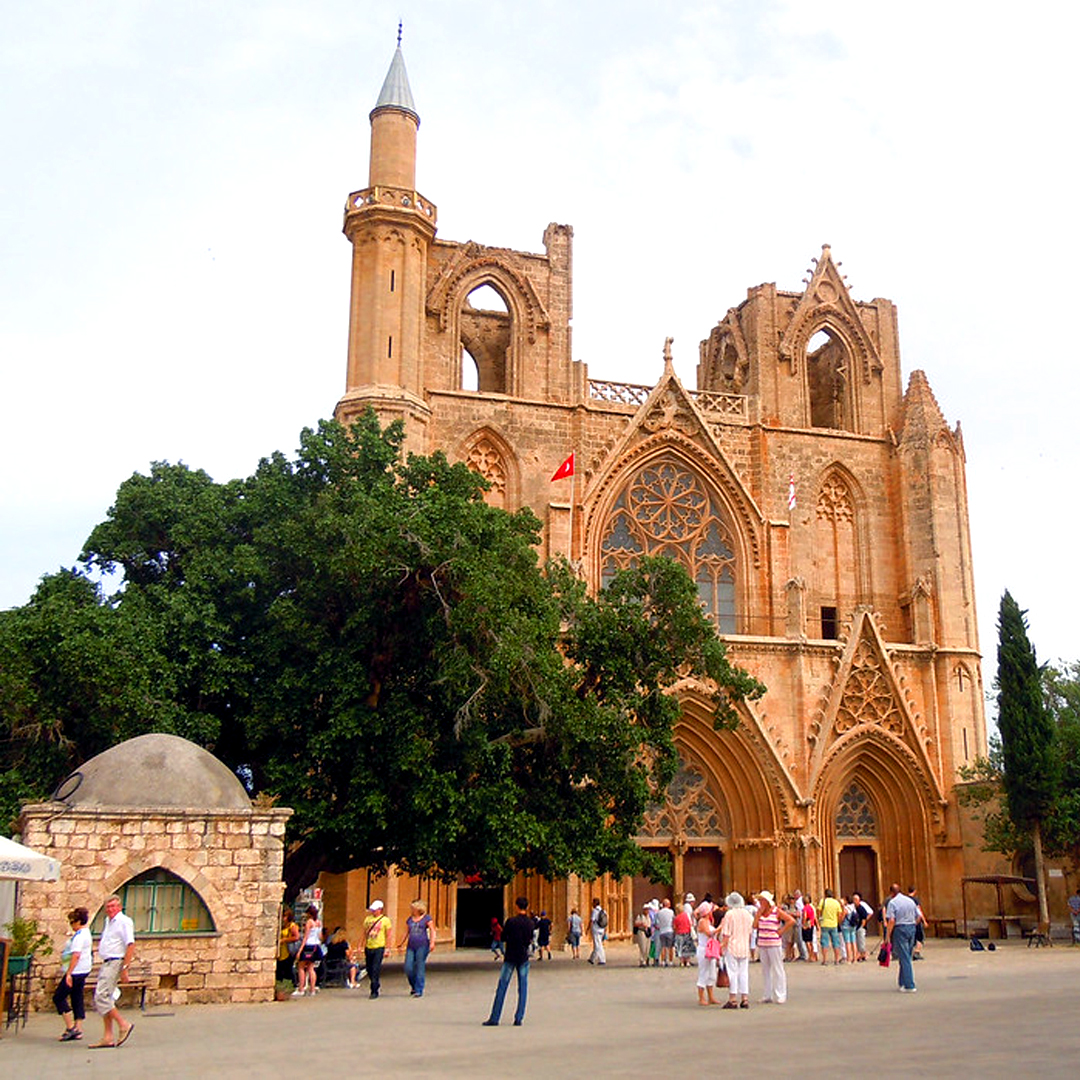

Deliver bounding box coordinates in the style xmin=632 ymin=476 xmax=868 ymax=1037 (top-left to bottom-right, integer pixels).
xmin=753 ymin=891 xmax=795 ymax=1003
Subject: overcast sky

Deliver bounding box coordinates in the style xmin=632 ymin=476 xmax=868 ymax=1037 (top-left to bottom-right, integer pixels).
xmin=2 ymin=1 xmax=1077 ymax=681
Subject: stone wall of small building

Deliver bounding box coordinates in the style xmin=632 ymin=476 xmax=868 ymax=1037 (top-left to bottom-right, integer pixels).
xmin=17 ymin=802 xmax=292 ymax=1009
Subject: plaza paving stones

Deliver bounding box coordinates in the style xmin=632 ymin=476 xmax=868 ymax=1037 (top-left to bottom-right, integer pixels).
xmin=3 ymin=939 xmax=1078 ymax=1077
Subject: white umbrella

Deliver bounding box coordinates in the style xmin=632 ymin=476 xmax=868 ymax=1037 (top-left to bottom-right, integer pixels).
xmin=0 ymin=835 xmax=61 ymax=881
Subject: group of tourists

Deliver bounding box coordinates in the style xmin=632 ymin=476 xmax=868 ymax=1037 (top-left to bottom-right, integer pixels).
xmin=46 ymin=881 xmax=936 ymax=1046
xmin=51 ymin=894 xmax=135 ymax=1048
xmin=623 ymin=883 xmax=929 ymax=1007
xmin=278 ymin=897 xmax=436 ymax=1000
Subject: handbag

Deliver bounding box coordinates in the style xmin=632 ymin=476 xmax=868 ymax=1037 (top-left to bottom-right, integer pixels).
xmin=877 ymin=942 xmax=891 ymax=967
xmin=705 ymin=936 xmax=722 ymax=960
xmin=716 ymin=963 xmax=730 ymax=988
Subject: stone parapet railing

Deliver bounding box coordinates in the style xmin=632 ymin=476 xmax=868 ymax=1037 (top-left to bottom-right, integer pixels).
xmin=345 ymin=186 xmax=437 ymax=224
xmin=587 ymin=379 xmax=748 ymax=420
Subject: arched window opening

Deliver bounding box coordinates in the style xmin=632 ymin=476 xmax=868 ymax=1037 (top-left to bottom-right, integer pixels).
xmin=835 ymin=781 xmax=878 ymax=839
xmin=806 ymin=327 xmax=851 ymax=429
xmin=459 ymin=283 xmax=511 ymax=393
xmin=92 ymin=868 xmax=214 ymax=935
xmin=814 ymin=470 xmax=858 ymax=630
xmin=600 ymin=459 xmax=738 ymax=633
xmin=461 ymin=347 xmax=479 ymax=391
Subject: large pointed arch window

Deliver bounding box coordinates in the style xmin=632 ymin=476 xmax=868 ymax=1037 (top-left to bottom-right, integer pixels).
xmin=806 ymin=327 xmax=852 ymax=430
xmin=600 ymin=459 xmax=738 ymax=632
xmin=460 ymin=284 xmax=510 ymax=393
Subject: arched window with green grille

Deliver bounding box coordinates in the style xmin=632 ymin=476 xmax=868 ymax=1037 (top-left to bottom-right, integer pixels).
xmin=92 ymin=868 xmax=215 ymax=935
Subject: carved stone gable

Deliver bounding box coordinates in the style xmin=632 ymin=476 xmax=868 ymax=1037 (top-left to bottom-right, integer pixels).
xmin=642 ymin=387 xmax=698 ymax=436
xmin=835 ymin=638 xmax=904 ymax=736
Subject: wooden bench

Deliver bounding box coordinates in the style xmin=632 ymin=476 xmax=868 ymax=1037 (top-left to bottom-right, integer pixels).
xmin=83 ymin=961 xmax=157 ymax=1010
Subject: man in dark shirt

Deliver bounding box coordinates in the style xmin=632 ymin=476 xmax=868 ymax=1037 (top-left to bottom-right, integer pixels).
xmin=483 ymin=896 xmax=533 ymax=1026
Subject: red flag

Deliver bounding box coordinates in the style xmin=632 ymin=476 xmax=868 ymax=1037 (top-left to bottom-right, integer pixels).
xmin=551 ymin=452 xmax=575 ymax=482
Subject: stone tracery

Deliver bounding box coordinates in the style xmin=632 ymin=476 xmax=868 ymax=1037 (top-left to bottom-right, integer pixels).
xmin=835 ymin=781 xmax=877 ymax=838
xmin=835 ymin=639 xmax=905 ymax=735
xmin=601 ymin=459 xmax=737 ymax=632
xmin=640 ymin=759 xmax=726 ymax=841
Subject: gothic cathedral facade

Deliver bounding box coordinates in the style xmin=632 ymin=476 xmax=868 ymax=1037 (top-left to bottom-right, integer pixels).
xmin=327 ymin=45 xmax=986 ymax=936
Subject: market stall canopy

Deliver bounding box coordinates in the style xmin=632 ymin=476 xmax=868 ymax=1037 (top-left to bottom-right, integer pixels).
xmin=0 ymin=835 xmax=61 ymax=881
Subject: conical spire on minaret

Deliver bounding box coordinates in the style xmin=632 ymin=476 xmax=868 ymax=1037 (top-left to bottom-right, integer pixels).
xmin=372 ymin=23 xmax=418 ymax=122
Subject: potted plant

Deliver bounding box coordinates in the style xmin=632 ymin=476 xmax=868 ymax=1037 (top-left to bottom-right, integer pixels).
xmin=274 ymin=979 xmax=295 ymax=1001
xmin=3 ymin=915 xmax=54 ymax=975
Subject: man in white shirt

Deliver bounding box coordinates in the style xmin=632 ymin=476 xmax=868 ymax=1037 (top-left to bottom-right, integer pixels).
xmin=91 ymin=894 xmax=136 ymax=1048
xmin=588 ymin=899 xmax=607 ymax=965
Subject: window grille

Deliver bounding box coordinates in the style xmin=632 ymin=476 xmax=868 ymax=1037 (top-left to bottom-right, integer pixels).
xmin=92 ymin=868 xmax=214 ymax=935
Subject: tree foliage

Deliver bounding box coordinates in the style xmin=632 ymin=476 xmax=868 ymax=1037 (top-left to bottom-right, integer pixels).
xmin=958 ymin=593 xmax=1076 ymax=917
xmin=2 ymin=413 xmax=764 ymax=892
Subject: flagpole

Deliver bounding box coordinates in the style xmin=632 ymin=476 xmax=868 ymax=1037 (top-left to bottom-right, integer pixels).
xmin=569 ymin=453 xmax=576 ymax=564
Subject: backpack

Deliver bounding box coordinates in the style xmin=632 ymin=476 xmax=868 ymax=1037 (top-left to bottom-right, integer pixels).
xmin=597 ymin=908 xmax=608 ymax=929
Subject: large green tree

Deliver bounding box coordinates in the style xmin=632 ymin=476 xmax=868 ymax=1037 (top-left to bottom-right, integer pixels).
xmin=995 ymin=591 xmax=1061 ymax=926
xmin=5 ymin=412 xmax=764 ymax=892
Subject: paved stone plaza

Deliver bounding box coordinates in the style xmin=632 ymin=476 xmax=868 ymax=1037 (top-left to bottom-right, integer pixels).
xmin=3 ymin=939 xmax=1077 ymax=1077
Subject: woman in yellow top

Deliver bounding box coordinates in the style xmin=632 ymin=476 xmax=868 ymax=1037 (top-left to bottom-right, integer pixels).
xmin=817 ymin=889 xmax=845 ymax=964
xmin=277 ymin=909 xmax=300 ymax=984
xmin=362 ymin=900 xmax=392 ymax=999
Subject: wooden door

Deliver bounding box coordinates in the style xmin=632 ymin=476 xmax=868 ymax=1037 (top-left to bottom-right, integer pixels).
xmin=839 ymin=845 xmax=878 ymax=910
xmin=683 ymin=847 xmax=723 ymax=903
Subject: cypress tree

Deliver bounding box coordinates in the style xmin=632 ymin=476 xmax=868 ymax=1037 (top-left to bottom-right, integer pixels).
xmin=996 ymin=591 xmax=1060 ymax=928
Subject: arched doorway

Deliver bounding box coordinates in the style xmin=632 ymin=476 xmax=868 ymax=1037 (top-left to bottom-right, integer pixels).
xmin=635 ymin=756 xmax=726 ymax=905
xmin=834 ymin=780 xmax=880 ymax=910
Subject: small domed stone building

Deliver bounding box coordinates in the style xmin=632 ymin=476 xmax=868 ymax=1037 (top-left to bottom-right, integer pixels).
xmin=17 ymin=733 xmax=292 ymax=1005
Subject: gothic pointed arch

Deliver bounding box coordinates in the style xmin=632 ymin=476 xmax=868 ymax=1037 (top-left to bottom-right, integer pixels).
xmin=674 ymin=681 xmax=799 ymax=834
xmin=806 ymin=610 xmax=946 ymax=818
xmin=588 ymin=443 xmax=758 ymax=633
xmin=584 ymin=370 xmax=765 ymax=618
xmin=779 ymin=247 xmax=882 ymax=384
xmin=458 ymin=426 xmax=519 ymax=509
xmin=95 ymin=850 xmax=225 ymax=933
xmin=778 ymin=248 xmax=882 ymax=432
xmin=811 ymin=728 xmax=941 ymax=897
xmin=812 ymin=463 xmax=870 ymax=623
xmin=427 ymin=246 xmax=550 ymax=396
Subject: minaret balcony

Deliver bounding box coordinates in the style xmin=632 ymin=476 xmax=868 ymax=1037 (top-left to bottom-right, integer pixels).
xmin=344 ymin=186 xmax=437 ymax=228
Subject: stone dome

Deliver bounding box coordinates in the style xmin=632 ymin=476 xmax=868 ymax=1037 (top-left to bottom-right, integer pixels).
xmin=54 ymin=733 xmax=251 ymax=811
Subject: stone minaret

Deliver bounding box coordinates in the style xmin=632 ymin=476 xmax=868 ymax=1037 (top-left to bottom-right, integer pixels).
xmin=336 ymin=35 xmax=437 ymax=440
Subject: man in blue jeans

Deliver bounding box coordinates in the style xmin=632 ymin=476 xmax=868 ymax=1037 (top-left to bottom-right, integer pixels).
xmin=483 ymin=897 xmax=533 ymax=1026
xmin=885 ymin=882 xmax=919 ymax=992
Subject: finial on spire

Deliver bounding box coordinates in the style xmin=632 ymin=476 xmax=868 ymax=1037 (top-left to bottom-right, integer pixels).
xmin=397 ymin=20 xmax=403 ymax=47
xmin=663 ymin=336 xmax=674 ymax=371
